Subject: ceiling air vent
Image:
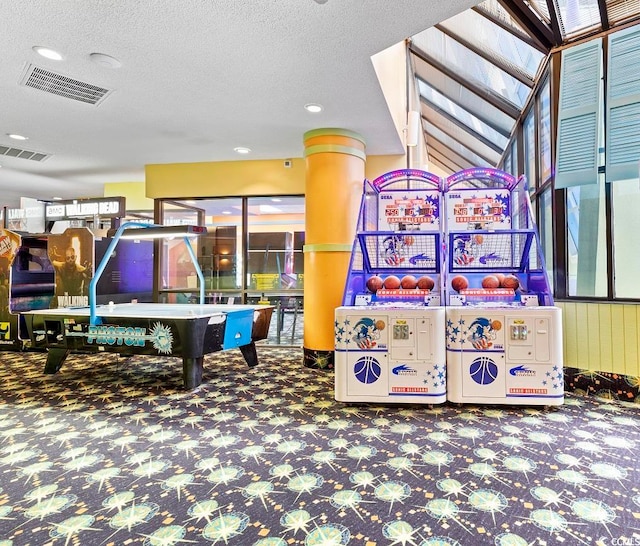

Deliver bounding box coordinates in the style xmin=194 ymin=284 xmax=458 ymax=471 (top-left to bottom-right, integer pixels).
xmin=0 ymin=145 xmax=50 ymax=162
xmin=19 ymin=63 xmax=112 ymax=105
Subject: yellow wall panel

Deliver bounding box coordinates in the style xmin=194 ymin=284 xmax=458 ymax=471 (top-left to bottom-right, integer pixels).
xmin=623 ymin=305 xmax=639 ymax=376
xmin=595 ymin=304 xmax=612 ymax=372
xmin=610 ymin=304 xmax=627 ymax=373
xmin=365 ymin=155 xmax=407 ymax=181
xmin=559 ymin=302 xmax=577 ymax=367
xmin=557 ymin=301 xmax=640 ymax=376
xmin=145 ymin=159 xmax=306 ymax=199
xmin=586 ymin=303 xmax=602 ymax=371
xmin=145 ymin=155 xmax=411 ymax=201
xmin=104 ymin=181 xmax=153 ymax=211
xmin=574 ymin=303 xmax=591 ymax=367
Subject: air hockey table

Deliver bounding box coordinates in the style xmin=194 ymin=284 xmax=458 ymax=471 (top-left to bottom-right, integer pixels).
xmin=22 ymin=302 xmax=274 ymax=389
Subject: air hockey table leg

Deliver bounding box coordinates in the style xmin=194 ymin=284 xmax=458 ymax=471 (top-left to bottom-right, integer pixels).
xmin=44 ymin=348 xmax=70 ymax=374
xmin=182 ymin=357 xmax=204 ymax=389
xmin=239 ymin=341 xmax=259 ymax=367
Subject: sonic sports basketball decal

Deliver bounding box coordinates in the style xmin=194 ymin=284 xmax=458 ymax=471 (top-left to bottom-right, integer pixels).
xmin=378 ymin=190 xmax=440 ymax=231
xmin=446 ymin=189 xmax=510 ymax=230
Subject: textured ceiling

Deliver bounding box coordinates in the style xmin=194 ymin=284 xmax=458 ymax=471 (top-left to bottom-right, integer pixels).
xmin=0 ymin=0 xmax=478 ymax=208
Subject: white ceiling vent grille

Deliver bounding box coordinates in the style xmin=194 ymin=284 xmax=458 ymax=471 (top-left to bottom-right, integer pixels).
xmin=0 ymin=145 xmax=50 ymax=162
xmin=19 ymin=64 xmax=112 ymax=105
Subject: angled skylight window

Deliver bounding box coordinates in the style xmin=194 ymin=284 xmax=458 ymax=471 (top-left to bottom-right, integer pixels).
xmin=607 ymin=0 xmax=640 ymax=25
xmin=412 ymin=27 xmax=529 ymax=109
xmin=553 ymin=0 xmax=602 ymax=38
xmin=418 ymin=80 xmax=510 ymax=150
xmin=438 ymin=9 xmax=545 ymax=81
xmin=425 ymin=122 xmax=496 ymax=167
xmin=528 ymin=0 xmax=553 ymax=23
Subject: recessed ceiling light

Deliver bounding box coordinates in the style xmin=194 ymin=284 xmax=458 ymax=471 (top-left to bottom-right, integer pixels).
xmin=271 ymin=198 xmax=282 ymax=202
xmin=7 ymin=133 xmax=28 ymax=140
xmin=222 ymin=211 xmax=232 ymax=215
xmin=52 ymin=197 xmax=62 ymax=200
xmin=304 ymin=103 xmax=323 ymax=113
xmin=234 ymin=147 xmax=251 ymax=154
xmin=33 ymin=46 xmax=63 ymax=61
xmin=259 ymin=204 xmax=281 ymax=214
xmin=89 ymin=52 xmax=122 ymax=69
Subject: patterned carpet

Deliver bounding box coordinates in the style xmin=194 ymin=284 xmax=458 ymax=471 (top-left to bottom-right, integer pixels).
xmin=0 ymin=348 xmax=639 ymax=546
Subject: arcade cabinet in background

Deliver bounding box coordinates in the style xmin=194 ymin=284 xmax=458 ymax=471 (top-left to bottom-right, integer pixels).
xmin=0 ymin=231 xmax=54 ymax=350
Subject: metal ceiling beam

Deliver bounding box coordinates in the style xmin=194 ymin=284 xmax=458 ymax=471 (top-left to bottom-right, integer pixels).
xmin=429 ymin=149 xmax=467 ymax=173
xmin=431 ymin=158 xmax=455 ymax=176
xmin=425 ymin=129 xmax=492 ymax=168
xmin=596 ymin=0 xmax=610 ymax=30
xmin=544 ymin=0 xmax=564 ymax=45
xmin=421 ymin=97 xmax=505 ymax=156
xmin=415 ymin=74 xmax=513 ymax=139
xmin=424 ymin=120 xmax=496 ymax=165
xmin=427 ymin=156 xmax=462 ymax=174
xmin=497 ymin=0 xmax=558 ymax=48
xmin=435 ymin=23 xmax=535 ymax=87
xmin=427 ymin=135 xmax=482 ymax=167
xmin=410 ymin=45 xmax=521 ymax=120
xmin=472 ymin=4 xmax=549 ymax=54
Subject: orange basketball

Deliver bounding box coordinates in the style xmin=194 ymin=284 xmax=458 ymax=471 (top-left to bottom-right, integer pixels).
xmin=481 ymin=275 xmax=500 ymax=289
xmin=383 ymin=275 xmax=401 ymax=289
xmin=416 ymin=275 xmax=435 ymax=290
xmin=501 ymin=274 xmax=520 ymax=290
xmin=451 ymin=275 xmax=469 ymax=292
xmin=366 ymin=275 xmax=384 ymax=293
xmin=400 ymin=275 xmax=417 ymax=289
xmin=495 ymin=273 xmax=506 ymax=286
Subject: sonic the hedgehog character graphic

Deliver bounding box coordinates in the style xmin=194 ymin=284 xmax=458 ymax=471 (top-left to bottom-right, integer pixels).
xmin=381 ymin=234 xmax=414 ymax=265
xmin=467 ymin=317 xmax=502 ymax=350
xmin=452 ymin=233 xmax=484 ymax=266
xmin=352 ymin=317 xmax=386 ymax=349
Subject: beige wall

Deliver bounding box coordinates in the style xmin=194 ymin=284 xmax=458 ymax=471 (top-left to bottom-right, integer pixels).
xmin=371 ymin=40 xmax=408 ymax=149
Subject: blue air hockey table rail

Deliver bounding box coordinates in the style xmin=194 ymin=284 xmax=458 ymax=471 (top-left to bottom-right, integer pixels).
xmin=22 ymin=302 xmax=274 ymax=389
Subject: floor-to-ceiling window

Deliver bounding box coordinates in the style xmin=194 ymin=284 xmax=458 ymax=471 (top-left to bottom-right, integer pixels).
xmin=157 ymin=195 xmax=304 ymax=346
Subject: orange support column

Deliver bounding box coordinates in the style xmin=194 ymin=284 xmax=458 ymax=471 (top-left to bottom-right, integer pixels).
xmin=303 ymin=128 xmax=366 ymax=369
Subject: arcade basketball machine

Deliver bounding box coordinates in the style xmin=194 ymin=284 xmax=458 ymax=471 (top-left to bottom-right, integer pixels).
xmin=443 ymin=168 xmax=563 ymax=406
xmin=334 ymin=169 xmax=446 ymax=404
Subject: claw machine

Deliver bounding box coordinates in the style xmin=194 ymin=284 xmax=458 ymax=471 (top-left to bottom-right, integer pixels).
xmin=443 ymin=168 xmax=563 ymax=406
xmin=335 ymin=169 xmax=446 ymax=404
